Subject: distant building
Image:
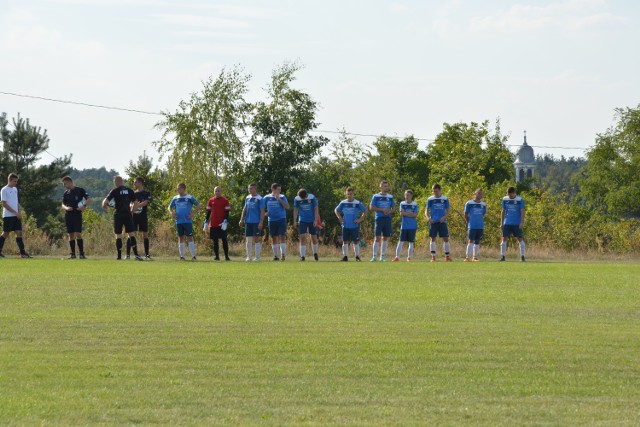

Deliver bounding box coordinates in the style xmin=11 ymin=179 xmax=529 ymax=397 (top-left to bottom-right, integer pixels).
xmin=514 ymin=131 xmax=535 ymax=183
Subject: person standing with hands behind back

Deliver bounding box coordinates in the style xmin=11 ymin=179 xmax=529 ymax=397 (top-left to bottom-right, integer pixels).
xmin=61 ymin=176 xmax=90 ymax=259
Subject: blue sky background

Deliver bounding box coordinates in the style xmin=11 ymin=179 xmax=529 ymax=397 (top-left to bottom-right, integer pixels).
xmin=1 ymin=0 xmax=639 ymax=174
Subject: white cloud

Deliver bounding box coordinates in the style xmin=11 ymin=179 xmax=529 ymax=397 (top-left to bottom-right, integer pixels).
xmin=150 ymin=13 xmax=251 ymax=29
xmin=390 ymin=2 xmax=409 ymax=14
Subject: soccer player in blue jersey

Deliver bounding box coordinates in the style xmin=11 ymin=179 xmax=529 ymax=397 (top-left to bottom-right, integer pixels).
xmin=369 ymin=180 xmax=395 ymax=262
xmin=426 ymin=183 xmax=451 ymax=262
xmin=393 ymin=189 xmax=419 ymax=262
xmin=293 ymin=188 xmax=320 ymax=261
xmin=335 ymin=187 xmax=367 ymax=261
xmin=168 ymin=183 xmax=200 ymax=260
xmin=261 ymin=183 xmax=290 ymax=261
xmin=464 ymin=188 xmax=487 ymax=262
xmin=500 ymin=186 xmax=526 ymax=262
xmin=239 ymin=183 xmax=264 ymax=261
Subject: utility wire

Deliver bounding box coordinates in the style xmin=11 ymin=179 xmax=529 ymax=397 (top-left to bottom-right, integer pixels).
xmin=1 ymin=90 xmax=587 ymax=151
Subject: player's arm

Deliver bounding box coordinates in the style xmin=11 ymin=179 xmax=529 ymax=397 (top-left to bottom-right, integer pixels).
xmin=334 ymin=206 xmax=344 ymax=224
xmin=168 ymin=201 xmax=176 ymax=219
xmin=520 ymin=208 xmax=526 ymax=229
xmin=258 ymin=207 xmax=265 ymax=228
xmin=101 ymin=197 xmax=111 ymax=211
xmin=82 ymin=197 xmax=91 ymax=211
xmin=189 ymin=202 xmax=201 ymax=219
xmin=61 ymin=200 xmax=73 ymax=212
xmin=279 ymin=196 xmax=289 ymax=210
xmin=292 ymin=207 xmax=299 ymax=226
xmin=500 ymin=208 xmax=506 ymax=228
xmin=425 ymin=206 xmax=434 ymax=224
xmin=239 ymin=206 xmax=247 ymax=226
xmin=313 ymin=205 xmax=319 ymax=227
xmin=3 ymin=200 xmax=21 ymax=217
xmin=224 ymin=203 xmax=231 ymax=223
xmin=441 ymin=207 xmax=450 ymax=223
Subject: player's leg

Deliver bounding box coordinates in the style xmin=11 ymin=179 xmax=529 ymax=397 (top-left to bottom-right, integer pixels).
xmin=210 ymin=227 xmax=220 ymax=260
xmin=245 ymin=223 xmax=253 ymax=261
xmin=278 ymin=219 xmax=287 ymax=260
xmin=221 ymin=229 xmax=230 ymax=260
xmin=407 ymin=230 xmax=416 ymax=261
xmin=253 ymin=231 xmax=262 ymax=261
xmin=311 ymin=229 xmax=319 ymax=261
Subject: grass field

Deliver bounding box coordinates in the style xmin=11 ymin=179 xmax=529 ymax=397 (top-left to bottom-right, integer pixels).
xmin=1 ymin=257 xmax=639 ymax=425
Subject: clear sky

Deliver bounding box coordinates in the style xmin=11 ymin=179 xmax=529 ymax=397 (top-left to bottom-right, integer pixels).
xmin=1 ymin=0 xmax=639 ymax=174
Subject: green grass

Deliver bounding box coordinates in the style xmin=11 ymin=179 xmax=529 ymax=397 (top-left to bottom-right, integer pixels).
xmin=1 ymin=258 xmax=639 ymax=425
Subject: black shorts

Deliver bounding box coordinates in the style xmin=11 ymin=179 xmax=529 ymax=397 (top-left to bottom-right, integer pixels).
xmin=64 ymin=213 xmax=83 ymax=233
xmin=2 ymin=216 xmax=22 ymax=233
xmin=133 ymin=214 xmax=149 ymax=233
xmin=209 ymin=226 xmax=228 ymax=240
xmin=114 ymin=213 xmax=135 ymax=234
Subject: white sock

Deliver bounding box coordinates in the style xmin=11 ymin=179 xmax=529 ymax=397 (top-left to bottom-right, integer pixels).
xmin=342 ymin=243 xmax=348 ymax=256
xmin=396 ymin=241 xmax=404 ymax=258
xmin=313 ymin=243 xmax=319 ymax=254
xmin=373 ymin=241 xmax=379 ymax=257
xmin=300 ymin=244 xmax=306 ymax=257
xmin=280 ymin=243 xmax=286 ymax=257
xmin=188 ymin=241 xmax=196 ymax=257
xmin=430 ymin=241 xmax=436 ymax=256
xmin=255 ymin=243 xmax=261 ymax=259
xmin=519 ymin=241 xmax=526 ymax=256
xmin=354 ymin=243 xmax=361 ymax=257
xmin=246 ymin=238 xmax=252 ymax=258
xmin=408 ymin=243 xmax=414 ymax=259
xmin=381 ymin=240 xmax=388 ymax=258
xmin=444 ymin=242 xmax=450 ymax=255
xmin=466 ymin=243 xmax=473 ymax=258
xmin=473 ymin=244 xmax=479 ymax=257
xmin=272 ymin=244 xmax=279 ymax=256
xmin=501 ymin=241 xmax=507 ymax=256
xmin=179 ymin=242 xmax=185 ymax=258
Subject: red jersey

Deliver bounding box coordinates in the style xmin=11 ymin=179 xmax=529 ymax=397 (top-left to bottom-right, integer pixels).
xmin=206 ymin=196 xmax=230 ymax=227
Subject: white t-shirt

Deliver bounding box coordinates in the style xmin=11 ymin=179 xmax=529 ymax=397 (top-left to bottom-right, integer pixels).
xmin=1 ymin=185 xmax=19 ymax=218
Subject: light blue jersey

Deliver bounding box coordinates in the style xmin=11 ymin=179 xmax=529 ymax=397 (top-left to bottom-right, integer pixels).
xmin=400 ymin=201 xmax=419 ymax=230
xmin=294 ymin=194 xmax=318 ymax=223
xmin=336 ymin=199 xmax=367 ymax=229
xmin=427 ymin=195 xmax=450 ymax=222
xmin=262 ymin=193 xmax=288 ymax=221
xmin=502 ymin=196 xmax=525 ymax=225
xmin=244 ymin=194 xmax=263 ymax=223
xmin=169 ymin=194 xmax=199 ymax=224
xmin=370 ymin=193 xmax=395 ymax=219
xmin=465 ymin=200 xmax=487 ymax=229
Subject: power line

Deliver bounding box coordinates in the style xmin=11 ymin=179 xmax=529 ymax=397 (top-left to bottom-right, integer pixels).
xmin=1 ymin=89 xmax=587 ymax=151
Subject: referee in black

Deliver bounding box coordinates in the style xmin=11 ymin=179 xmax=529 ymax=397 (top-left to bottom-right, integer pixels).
xmin=127 ymin=176 xmax=152 ymax=259
xmin=61 ymin=176 xmax=90 ymax=259
xmin=102 ymin=175 xmax=143 ymax=260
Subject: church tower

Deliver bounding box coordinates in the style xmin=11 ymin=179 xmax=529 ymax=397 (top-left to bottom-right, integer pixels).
xmin=514 ymin=131 xmax=536 ymax=183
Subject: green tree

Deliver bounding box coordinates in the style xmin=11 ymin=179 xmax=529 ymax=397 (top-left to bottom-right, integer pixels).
xmin=246 ymin=62 xmax=329 ymax=194
xmin=576 ymin=105 xmax=640 ymax=217
xmin=153 ymin=66 xmax=251 ymax=202
xmin=428 ymin=120 xmax=513 ymax=189
xmin=0 ymin=113 xmax=71 ymax=230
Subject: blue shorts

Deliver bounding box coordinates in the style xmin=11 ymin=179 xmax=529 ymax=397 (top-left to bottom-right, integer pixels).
xmin=374 ymin=217 xmax=392 ymax=237
xmin=298 ymin=221 xmax=316 ymax=235
xmin=429 ymin=222 xmax=449 ymax=238
xmin=468 ymin=228 xmax=484 ymax=243
xmin=176 ymin=223 xmax=194 ymax=237
xmin=342 ymin=227 xmax=360 ymax=243
xmin=502 ymin=224 xmax=523 ymax=238
xmin=245 ymin=222 xmax=262 ymax=237
xmin=268 ymin=218 xmax=287 ymax=237
xmin=400 ymin=229 xmax=417 ymax=243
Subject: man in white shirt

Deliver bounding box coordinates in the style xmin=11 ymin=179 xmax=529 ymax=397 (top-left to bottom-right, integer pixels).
xmin=0 ymin=173 xmax=31 ymax=258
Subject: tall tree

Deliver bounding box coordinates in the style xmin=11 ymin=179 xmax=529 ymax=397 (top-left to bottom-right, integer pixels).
xmin=153 ymin=66 xmax=251 ymax=202
xmin=246 ymin=62 xmax=329 ymax=194
xmin=576 ymin=105 xmax=640 ymax=217
xmin=0 ymin=113 xmax=71 ymax=228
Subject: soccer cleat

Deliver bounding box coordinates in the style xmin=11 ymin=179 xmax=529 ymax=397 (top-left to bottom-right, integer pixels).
xmin=341 ymin=256 xmax=348 ymax=262
xmin=392 ymin=256 xmax=399 ymax=262
xmin=0 ymin=252 xmax=5 ymax=258
xmin=521 ymin=256 xmax=526 ymax=262
xmin=314 ymin=253 xmax=319 ymax=262
xmin=500 ymin=255 xmax=506 ymax=262
xmin=191 ymin=256 xmax=197 ymax=261
xmin=281 ymin=256 xmax=286 ymax=262
xmin=180 ymin=257 xmax=185 ymax=261
xmin=430 ymin=256 xmax=436 ymax=262
xmin=473 ymin=257 xmax=479 ymax=262
xmin=464 ymin=257 xmax=471 ymax=262
xmin=370 ymin=257 xmax=376 ymax=262
xmin=254 ymin=257 xmax=260 ymax=262
xmin=145 ymin=255 xmax=152 ymax=260
xmin=214 ymin=256 xmax=220 ymax=261
xmin=300 ymin=256 xmax=305 ymax=262
xmin=380 ymin=256 xmax=386 ymax=262
xmin=225 ymin=256 xmax=231 ymax=261
xmin=79 ymin=254 xmax=87 ymax=260
xmin=135 ymin=255 xmax=144 ymax=261
xmin=125 ymin=255 xmax=130 ymax=260
xmin=116 ymin=256 xmax=122 ymax=260
xmin=406 ymin=257 xmax=412 ymax=262
xmin=20 ymin=253 xmax=32 ymax=259
xmin=245 ymin=257 xmax=251 ymax=262
xmin=355 ymin=256 xmax=361 ymax=262
xmin=273 ymin=256 xmax=279 ymax=261
xmin=445 ymin=256 xmax=452 ymax=262
xmin=68 ymin=254 xmax=77 ymax=259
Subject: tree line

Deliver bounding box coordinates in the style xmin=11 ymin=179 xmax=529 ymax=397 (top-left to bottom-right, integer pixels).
xmin=1 ymin=63 xmax=639 ymax=253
